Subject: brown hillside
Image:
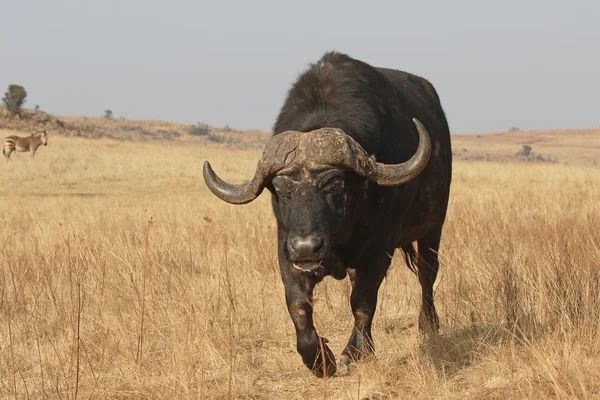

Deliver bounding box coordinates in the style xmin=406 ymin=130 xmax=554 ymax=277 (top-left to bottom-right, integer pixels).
xmin=452 ymin=128 xmax=600 ymax=165
xmin=0 ymin=108 xmax=271 ymax=149
xmin=2 ymin=108 xmax=598 ymax=165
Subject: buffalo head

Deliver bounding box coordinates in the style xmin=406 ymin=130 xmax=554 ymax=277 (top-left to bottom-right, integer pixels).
xmin=203 ymin=119 xmax=431 ymax=278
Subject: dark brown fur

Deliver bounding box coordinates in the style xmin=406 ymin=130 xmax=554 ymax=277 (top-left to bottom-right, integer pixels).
xmin=203 ymin=51 xmax=453 ymax=378
xmin=270 ymin=52 xmax=452 ymax=376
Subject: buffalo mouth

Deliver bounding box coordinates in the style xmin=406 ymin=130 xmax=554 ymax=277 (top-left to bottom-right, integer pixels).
xmin=290 ymin=253 xmax=347 ymax=280
xmin=292 ymin=260 xmax=323 ymax=273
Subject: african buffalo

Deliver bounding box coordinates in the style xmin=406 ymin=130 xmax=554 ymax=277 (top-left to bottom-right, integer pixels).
xmin=203 ymin=52 xmax=452 ymax=377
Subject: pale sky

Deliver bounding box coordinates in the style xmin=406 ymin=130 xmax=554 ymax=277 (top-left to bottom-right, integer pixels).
xmin=1 ymin=0 xmax=599 ymax=133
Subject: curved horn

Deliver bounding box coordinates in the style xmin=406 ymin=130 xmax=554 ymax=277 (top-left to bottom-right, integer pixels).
xmin=203 ymin=132 xmax=300 ymax=204
xmin=351 ymin=118 xmax=431 ymax=186
xmin=203 ymin=118 xmax=431 ymax=202
xmin=203 ymin=161 xmax=267 ymax=205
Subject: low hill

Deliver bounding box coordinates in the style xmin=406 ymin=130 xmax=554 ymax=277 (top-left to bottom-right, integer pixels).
xmin=2 ymin=107 xmax=598 ymax=165
xmin=0 ymin=107 xmax=271 ymax=149
xmin=452 ymin=128 xmax=600 ymax=166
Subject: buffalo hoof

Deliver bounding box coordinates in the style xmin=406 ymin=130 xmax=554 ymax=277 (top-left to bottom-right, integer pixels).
xmin=339 ymin=349 xmax=377 ymax=375
xmin=418 ymin=311 xmax=440 ymax=334
xmin=311 ymin=346 xmax=337 ymax=378
xmin=338 ymin=352 xmax=358 ymax=376
xmin=339 ymin=352 xmax=355 ymax=368
xmin=300 ymin=337 xmax=337 ymax=378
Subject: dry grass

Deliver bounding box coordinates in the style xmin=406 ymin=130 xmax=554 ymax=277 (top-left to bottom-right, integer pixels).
xmin=1 ymin=134 xmax=599 ymax=399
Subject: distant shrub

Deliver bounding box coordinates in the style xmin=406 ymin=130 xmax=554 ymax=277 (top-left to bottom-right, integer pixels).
xmin=157 ymin=129 xmax=180 ymax=139
xmin=515 ymin=145 xmax=557 ymax=163
xmin=189 ymin=122 xmax=210 ymax=136
xmin=104 ymin=109 xmax=113 ymax=119
xmin=2 ymin=84 xmax=28 ymax=115
xmin=223 ymin=124 xmax=233 ymax=132
xmin=517 ymin=144 xmax=532 ymax=158
xmin=508 ymin=126 xmax=520 ymax=132
xmin=207 ymin=134 xmax=226 ymax=143
xmin=35 ymin=104 xmax=40 ymax=112
xmin=531 ymin=153 xmax=558 ymax=163
xmin=121 ymin=124 xmax=152 ymax=136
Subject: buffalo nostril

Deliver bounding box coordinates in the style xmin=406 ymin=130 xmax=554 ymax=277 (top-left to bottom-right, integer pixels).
xmin=289 ymin=236 xmax=326 ymax=259
xmin=312 ymin=238 xmax=325 ymax=253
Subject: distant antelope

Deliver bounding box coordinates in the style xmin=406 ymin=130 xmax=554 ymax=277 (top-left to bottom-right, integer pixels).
xmin=3 ymin=130 xmax=48 ymax=160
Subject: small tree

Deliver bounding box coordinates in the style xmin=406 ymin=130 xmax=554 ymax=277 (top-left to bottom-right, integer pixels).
xmin=508 ymin=126 xmax=520 ymax=132
xmin=104 ymin=109 xmax=113 ymax=119
xmin=517 ymin=144 xmax=532 ymax=159
xmin=188 ymin=122 xmax=209 ymax=136
xmin=35 ymin=104 xmax=40 ymax=112
xmin=2 ymin=84 xmax=28 ymax=115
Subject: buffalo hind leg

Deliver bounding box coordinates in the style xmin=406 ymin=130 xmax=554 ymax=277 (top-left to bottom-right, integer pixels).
xmin=340 ymin=252 xmax=390 ymax=367
xmin=281 ymin=265 xmax=337 ymax=377
xmin=417 ymin=224 xmax=443 ymax=332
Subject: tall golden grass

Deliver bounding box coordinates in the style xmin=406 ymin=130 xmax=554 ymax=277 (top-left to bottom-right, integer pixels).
xmin=1 ymin=135 xmax=599 ymax=399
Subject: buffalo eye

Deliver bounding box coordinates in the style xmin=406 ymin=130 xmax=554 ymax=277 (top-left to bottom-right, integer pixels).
xmin=271 ymin=176 xmax=294 ymax=201
xmin=324 ymin=178 xmax=344 ymax=195
xmin=320 ymin=171 xmax=345 ymax=195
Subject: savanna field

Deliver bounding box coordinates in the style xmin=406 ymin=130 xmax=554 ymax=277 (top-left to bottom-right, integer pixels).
xmin=1 ymin=134 xmax=599 ymax=399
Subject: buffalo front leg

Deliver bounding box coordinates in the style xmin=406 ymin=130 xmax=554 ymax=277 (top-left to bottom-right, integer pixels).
xmin=417 ymin=225 xmax=442 ymax=332
xmin=281 ymin=267 xmax=337 ymax=377
xmin=340 ymin=253 xmax=389 ymax=367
